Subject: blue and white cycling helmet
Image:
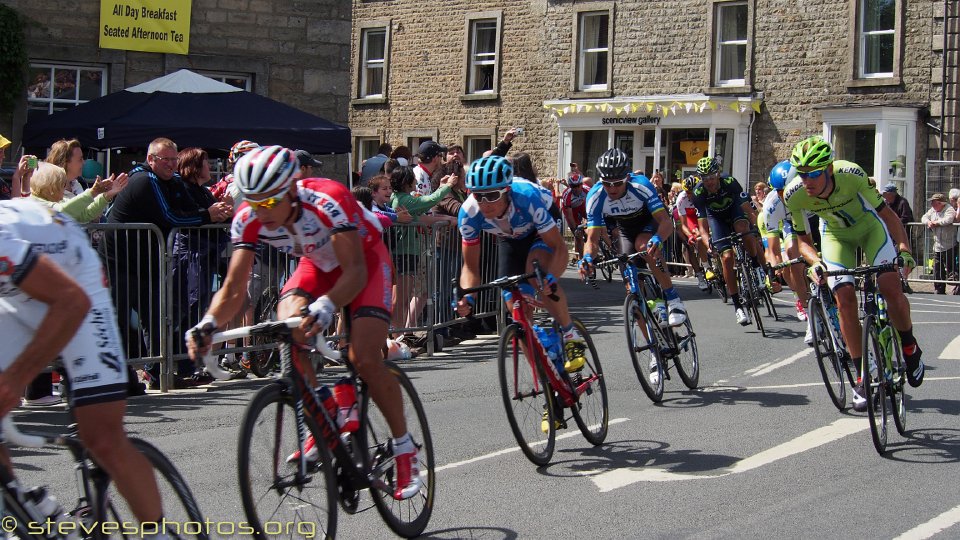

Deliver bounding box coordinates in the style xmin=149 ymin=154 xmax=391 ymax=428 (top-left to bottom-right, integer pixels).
xmin=467 ymin=155 xmax=513 ymax=191
xmin=768 ymin=160 xmax=796 ymax=191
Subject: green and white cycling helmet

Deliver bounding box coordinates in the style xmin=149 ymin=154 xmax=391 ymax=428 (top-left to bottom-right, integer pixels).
xmin=790 ymin=136 xmax=834 ymax=170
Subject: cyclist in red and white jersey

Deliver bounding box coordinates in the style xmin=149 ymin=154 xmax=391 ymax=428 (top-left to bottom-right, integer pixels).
xmin=186 ymin=146 xmax=423 ymax=500
xmin=0 ymin=199 xmax=170 ymax=530
xmin=674 ymin=175 xmax=710 ymax=291
xmin=561 ymin=175 xmax=588 ymax=261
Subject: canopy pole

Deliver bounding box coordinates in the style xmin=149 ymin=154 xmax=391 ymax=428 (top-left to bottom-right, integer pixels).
xmin=347 ymin=151 xmax=354 ymax=189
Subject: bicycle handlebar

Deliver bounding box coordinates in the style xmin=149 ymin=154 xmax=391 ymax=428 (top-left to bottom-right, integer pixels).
xmin=771 ymin=257 xmax=806 ymax=270
xmin=202 ymin=317 xmax=342 ymax=381
xmin=821 ymin=261 xmax=900 ymax=278
xmin=1 ymin=417 xmax=47 ymax=447
xmin=455 ymin=260 xmax=557 ymax=300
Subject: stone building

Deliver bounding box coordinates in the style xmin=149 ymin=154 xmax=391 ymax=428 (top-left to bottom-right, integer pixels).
xmin=350 ymin=0 xmax=959 ymax=209
xmin=1 ymin=0 xmax=351 ymax=179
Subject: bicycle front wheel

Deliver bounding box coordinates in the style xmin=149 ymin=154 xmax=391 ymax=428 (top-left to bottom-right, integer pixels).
xmin=237 ymin=382 xmax=337 ymax=540
xmin=568 ymin=318 xmax=608 ymax=446
xmin=248 ymin=286 xmax=280 ymax=378
xmin=808 ymin=298 xmax=846 ymax=411
xmin=740 ymin=264 xmax=765 ymax=336
xmin=886 ymin=326 xmax=908 ymax=436
xmin=624 ymin=294 xmax=664 ymax=402
xmin=672 ymin=319 xmax=700 ymax=389
xmin=862 ymin=318 xmax=889 ymax=454
xmin=359 ymin=361 xmax=436 ymax=538
xmin=498 ymin=323 xmax=555 ymax=466
xmin=97 ymin=438 xmax=208 ymax=539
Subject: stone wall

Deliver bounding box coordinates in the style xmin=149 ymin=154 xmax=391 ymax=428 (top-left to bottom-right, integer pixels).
xmin=2 ymin=0 xmax=351 ymax=181
xmin=351 ymin=0 xmax=944 ymax=190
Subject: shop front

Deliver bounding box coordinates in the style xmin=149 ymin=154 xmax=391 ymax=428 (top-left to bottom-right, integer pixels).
xmin=544 ymin=94 xmax=760 ymax=184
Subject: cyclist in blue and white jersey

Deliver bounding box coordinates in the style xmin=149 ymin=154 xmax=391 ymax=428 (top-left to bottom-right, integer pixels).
xmin=759 ymin=160 xmax=813 ymax=337
xmin=455 ymin=156 xmax=587 ymax=372
xmin=578 ymin=148 xmax=688 ymax=328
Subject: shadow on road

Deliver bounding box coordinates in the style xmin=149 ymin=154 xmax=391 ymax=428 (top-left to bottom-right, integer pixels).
xmin=419 ymin=526 xmax=517 ymax=539
xmin=657 ymin=385 xmax=812 ymax=408
xmin=542 ymin=438 xmax=740 ymax=479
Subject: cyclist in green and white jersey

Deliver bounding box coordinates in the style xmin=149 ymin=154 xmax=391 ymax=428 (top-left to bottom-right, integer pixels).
xmin=784 ymin=136 xmax=923 ymax=412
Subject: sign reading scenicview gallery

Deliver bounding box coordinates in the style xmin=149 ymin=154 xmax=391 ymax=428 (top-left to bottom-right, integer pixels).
xmin=99 ymin=0 xmax=191 ymax=55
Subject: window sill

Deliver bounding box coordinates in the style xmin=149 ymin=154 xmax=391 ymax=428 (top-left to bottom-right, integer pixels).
xmin=568 ymin=89 xmax=612 ymax=99
xmin=706 ymin=85 xmax=753 ymax=96
xmin=351 ymin=97 xmax=388 ymax=106
xmin=460 ymin=92 xmax=499 ymax=102
xmin=845 ymin=77 xmax=901 ymax=89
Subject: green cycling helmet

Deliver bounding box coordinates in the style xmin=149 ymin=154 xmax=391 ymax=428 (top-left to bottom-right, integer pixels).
xmin=696 ymin=156 xmax=720 ymax=176
xmin=790 ymin=136 xmax=834 ymax=169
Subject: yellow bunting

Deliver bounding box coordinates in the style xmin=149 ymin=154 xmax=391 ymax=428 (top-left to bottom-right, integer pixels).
xmin=751 ymin=100 xmax=762 ymax=113
xmin=584 ymin=104 xmax=593 ymax=112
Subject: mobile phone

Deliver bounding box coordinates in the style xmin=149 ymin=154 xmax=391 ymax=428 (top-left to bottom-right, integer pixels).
xmin=514 ymin=127 xmax=524 ymax=136
xmin=27 ymin=156 xmax=38 ymax=169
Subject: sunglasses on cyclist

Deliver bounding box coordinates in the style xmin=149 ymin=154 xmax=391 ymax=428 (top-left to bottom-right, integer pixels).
xmin=798 ymin=168 xmax=826 ymax=179
xmin=245 ymin=193 xmax=287 ymax=210
xmin=601 ymin=178 xmax=626 ymax=187
xmin=474 ymin=189 xmax=507 ymax=203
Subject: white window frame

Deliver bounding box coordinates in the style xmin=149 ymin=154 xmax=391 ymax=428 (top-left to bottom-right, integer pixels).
xmin=857 ymin=0 xmax=895 ymax=78
xmin=468 ymin=19 xmax=499 ymax=94
xmin=714 ymin=2 xmax=748 ymax=87
xmin=464 ymin=135 xmax=494 ymax=163
xmin=577 ymin=11 xmax=610 ymax=92
xmin=359 ymin=27 xmax=387 ymax=99
xmin=355 ymin=136 xmax=382 ymax=172
xmin=27 ymin=63 xmax=107 ymax=114
xmin=196 ymin=71 xmax=252 ymax=91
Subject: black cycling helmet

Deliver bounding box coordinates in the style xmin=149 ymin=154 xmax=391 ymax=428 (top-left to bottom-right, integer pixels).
xmin=596 ymin=148 xmax=631 ymax=180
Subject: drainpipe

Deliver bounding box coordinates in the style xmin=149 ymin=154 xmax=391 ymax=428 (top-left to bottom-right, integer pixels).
xmin=941 ymin=0 xmax=949 ymax=160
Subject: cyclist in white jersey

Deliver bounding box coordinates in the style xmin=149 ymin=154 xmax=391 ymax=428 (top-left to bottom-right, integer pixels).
xmin=0 ymin=199 xmax=168 ymax=529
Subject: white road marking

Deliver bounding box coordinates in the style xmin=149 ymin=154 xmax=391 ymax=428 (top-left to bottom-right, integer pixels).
xmin=750 ymin=349 xmax=813 ymax=377
xmin=435 ymin=418 xmax=630 ymax=472
xmin=914 ymin=321 xmax=960 ymax=325
xmin=893 ymin=504 xmax=960 ymax=540
xmin=941 ymin=335 xmax=960 ymax=360
xmin=588 ymin=418 xmax=867 ymax=491
xmin=744 ymin=362 xmax=773 ymax=374
xmin=910 ymin=310 xmax=960 ymax=314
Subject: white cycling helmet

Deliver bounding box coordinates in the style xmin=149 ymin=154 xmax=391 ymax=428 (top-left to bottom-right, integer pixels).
xmin=233 ymin=145 xmax=300 ymax=196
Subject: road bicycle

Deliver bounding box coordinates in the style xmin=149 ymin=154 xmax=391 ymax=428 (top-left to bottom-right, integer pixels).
xmin=201 ymin=317 xmax=436 ymax=538
xmin=718 ymin=231 xmax=778 ymax=336
xmin=456 ymin=261 xmax=609 ymax=466
xmin=704 ymin=251 xmax=728 ymax=303
xmin=575 ymin=225 xmax=618 ymax=286
xmin=597 ymin=252 xmax=699 ymax=403
xmin=0 ymin=414 xmax=206 ymax=539
xmin=821 ymin=261 xmax=908 ymax=454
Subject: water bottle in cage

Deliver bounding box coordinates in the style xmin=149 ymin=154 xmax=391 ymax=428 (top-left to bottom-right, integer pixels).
xmin=533 ymin=325 xmax=564 ymax=375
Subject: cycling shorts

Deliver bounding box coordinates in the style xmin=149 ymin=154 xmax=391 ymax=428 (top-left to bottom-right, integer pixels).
xmin=821 ymin=217 xmax=897 ymax=291
xmin=707 ymin=205 xmax=748 ymax=252
xmin=497 ymin=233 xmax=553 ymax=278
xmin=281 ymin=241 xmax=393 ymax=323
xmin=1 ymin=270 xmax=128 ymax=408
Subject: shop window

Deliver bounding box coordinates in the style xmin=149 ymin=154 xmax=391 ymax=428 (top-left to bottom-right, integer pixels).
xmin=355 ymin=137 xmax=381 ymax=171
xmin=832 ymin=125 xmax=877 ymax=177
xmin=571 ymin=130 xmax=610 ymax=179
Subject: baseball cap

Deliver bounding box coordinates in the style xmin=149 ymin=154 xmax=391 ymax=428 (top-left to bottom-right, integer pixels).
xmin=0 ymin=134 xmax=11 ymax=149
xmin=417 ymin=141 xmax=447 ymax=160
xmin=929 ymin=193 xmax=947 ymax=202
xmin=294 ymin=149 xmax=322 ymax=168
xmin=881 ymin=183 xmax=898 ymax=193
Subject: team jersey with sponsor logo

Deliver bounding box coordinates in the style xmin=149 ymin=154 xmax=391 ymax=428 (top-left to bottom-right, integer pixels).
xmin=690 ymin=175 xmax=749 ymax=218
xmin=0 ymin=199 xmax=93 ymax=297
xmin=458 ymin=179 xmax=557 ymax=245
xmin=231 ymin=178 xmax=384 ymax=272
xmin=783 ymin=160 xmax=884 ymax=236
xmin=561 ymin=185 xmax=588 ymax=223
xmin=584 ymin=174 xmax=665 ymax=229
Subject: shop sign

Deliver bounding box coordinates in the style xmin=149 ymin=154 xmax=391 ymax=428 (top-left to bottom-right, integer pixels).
xmin=99 ymin=0 xmax=191 ymax=55
xmin=601 ymin=115 xmax=661 ymax=126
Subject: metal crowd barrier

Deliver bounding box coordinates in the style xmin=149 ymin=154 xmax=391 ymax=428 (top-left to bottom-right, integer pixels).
xmin=904 ymin=221 xmax=960 ymax=290
xmin=83 ymin=220 xmax=504 ymax=390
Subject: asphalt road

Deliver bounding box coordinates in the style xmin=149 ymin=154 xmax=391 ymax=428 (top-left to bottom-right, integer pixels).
xmin=10 ymin=270 xmax=960 ymax=539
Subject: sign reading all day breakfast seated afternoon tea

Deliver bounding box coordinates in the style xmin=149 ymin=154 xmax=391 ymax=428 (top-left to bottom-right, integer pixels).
xmin=99 ymin=0 xmax=192 ymax=55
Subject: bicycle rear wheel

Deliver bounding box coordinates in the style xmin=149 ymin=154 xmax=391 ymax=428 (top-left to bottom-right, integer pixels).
xmin=497 ymin=324 xmax=556 ymax=466
xmin=248 ymin=286 xmax=280 ymax=378
xmin=98 ymin=438 xmax=209 ymax=539
xmin=672 ymin=319 xmax=699 ymax=389
xmin=808 ymin=298 xmax=846 ymax=411
xmin=862 ymin=319 xmax=889 ymax=454
xmin=598 ymin=239 xmax=616 ymax=282
xmin=762 ymin=285 xmax=779 ymax=321
xmin=886 ymin=327 xmax=908 ymax=436
xmin=358 ymin=361 xmax=436 ymax=538
xmin=567 ymin=318 xmax=608 ymax=446
xmin=624 ymin=294 xmax=664 ymax=402
xmin=237 ymin=382 xmax=337 ymax=540
xmin=739 ymin=264 xmax=765 ymax=336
